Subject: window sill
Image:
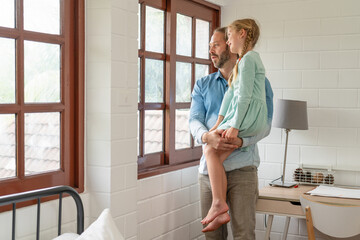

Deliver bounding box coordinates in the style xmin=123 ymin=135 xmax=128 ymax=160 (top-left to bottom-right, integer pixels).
xmin=138 ymin=160 xmax=200 ymax=179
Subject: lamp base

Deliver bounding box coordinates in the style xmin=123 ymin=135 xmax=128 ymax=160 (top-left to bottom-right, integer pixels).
xmin=270 ymin=180 xmax=297 ymax=188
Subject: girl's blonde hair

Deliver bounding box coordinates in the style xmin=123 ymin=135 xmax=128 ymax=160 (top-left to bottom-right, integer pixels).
xmin=227 ymin=19 xmax=260 ymax=87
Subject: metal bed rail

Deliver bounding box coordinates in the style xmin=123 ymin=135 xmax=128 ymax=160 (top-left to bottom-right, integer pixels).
xmin=0 ymin=185 xmax=84 ymax=240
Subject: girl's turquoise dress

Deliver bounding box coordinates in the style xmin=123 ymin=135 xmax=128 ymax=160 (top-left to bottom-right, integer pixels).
xmin=218 ymin=51 xmax=267 ymax=137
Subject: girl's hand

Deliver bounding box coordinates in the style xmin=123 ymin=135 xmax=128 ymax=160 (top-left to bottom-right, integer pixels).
xmin=225 ymin=127 xmax=239 ymax=141
xmin=209 ymin=115 xmax=224 ymax=132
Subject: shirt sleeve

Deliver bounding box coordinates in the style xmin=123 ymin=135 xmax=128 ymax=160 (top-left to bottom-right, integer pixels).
xmin=189 ymin=79 xmax=208 ymax=144
xmin=241 ymin=77 xmax=274 ymax=147
xmin=228 ymin=55 xmax=256 ymax=129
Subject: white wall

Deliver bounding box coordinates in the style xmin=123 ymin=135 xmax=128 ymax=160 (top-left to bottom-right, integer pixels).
xmin=222 ymin=0 xmax=360 ymax=239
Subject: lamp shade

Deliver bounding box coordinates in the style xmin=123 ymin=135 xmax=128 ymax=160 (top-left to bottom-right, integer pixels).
xmin=272 ymin=99 xmax=308 ymax=130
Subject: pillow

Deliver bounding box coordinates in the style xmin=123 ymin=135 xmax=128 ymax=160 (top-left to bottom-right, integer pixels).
xmin=52 ymin=233 xmax=79 ymax=240
xmin=76 ymin=209 xmax=124 ymax=240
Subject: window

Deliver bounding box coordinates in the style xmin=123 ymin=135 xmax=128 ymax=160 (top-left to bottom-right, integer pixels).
xmin=138 ymin=0 xmax=219 ymax=177
xmin=0 ymin=0 xmax=84 ymax=196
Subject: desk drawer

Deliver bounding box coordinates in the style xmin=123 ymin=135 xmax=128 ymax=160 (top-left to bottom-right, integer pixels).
xmin=256 ymin=199 xmax=305 ymax=217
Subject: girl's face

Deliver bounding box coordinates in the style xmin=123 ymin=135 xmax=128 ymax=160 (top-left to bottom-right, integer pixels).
xmin=226 ymin=28 xmax=245 ymax=55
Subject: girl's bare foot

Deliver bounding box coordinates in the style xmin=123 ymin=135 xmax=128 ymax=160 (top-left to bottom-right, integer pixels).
xmin=202 ymin=212 xmax=230 ymax=232
xmin=201 ymin=201 xmax=228 ymax=225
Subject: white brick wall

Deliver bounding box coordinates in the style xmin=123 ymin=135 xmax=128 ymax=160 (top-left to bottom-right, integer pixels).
xmin=222 ymin=0 xmax=360 ymax=238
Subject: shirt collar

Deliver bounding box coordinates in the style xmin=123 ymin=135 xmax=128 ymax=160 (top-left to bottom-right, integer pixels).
xmin=215 ymin=70 xmax=225 ymax=81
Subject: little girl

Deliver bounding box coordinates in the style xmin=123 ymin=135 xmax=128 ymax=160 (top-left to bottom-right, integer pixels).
xmin=201 ymin=19 xmax=268 ymax=232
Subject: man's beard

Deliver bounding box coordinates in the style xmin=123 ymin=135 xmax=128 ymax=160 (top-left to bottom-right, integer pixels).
xmin=212 ymin=48 xmax=231 ymax=69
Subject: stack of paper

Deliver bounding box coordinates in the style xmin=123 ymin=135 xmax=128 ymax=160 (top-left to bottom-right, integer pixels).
xmin=307 ymin=185 xmax=360 ymax=199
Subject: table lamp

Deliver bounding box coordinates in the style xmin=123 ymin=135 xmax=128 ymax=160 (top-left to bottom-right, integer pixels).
xmin=270 ymin=99 xmax=308 ymax=187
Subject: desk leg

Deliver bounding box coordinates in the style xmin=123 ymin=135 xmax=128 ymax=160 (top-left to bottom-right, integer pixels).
xmin=282 ymin=217 xmax=290 ymax=240
xmin=265 ymin=215 xmax=274 ymax=240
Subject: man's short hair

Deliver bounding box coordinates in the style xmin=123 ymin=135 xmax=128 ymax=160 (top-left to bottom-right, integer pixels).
xmin=213 ymin=27 xmax=228 ymax=41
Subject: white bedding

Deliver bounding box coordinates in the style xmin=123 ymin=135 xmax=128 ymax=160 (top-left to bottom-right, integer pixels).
xmin=52 ymin=233 xmax=79 ymax=240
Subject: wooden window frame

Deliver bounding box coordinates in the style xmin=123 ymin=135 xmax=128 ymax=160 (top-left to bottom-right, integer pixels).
xmin=0 ymin=0 xmax=84 ymax=197
xmin=138 ymin=0 xmax=220 ymax=178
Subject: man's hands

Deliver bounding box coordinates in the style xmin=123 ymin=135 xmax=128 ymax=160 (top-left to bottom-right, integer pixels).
xmin=202 ymin=129 xmax=242 ymax=150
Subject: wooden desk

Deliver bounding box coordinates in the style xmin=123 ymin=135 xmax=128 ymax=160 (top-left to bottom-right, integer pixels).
xmin=256 ymin=185 xmax=315 ymax=240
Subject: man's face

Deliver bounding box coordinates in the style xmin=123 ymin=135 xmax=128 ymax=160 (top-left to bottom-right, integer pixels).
xmin=209 ymin=32 xmax=231 ymax=69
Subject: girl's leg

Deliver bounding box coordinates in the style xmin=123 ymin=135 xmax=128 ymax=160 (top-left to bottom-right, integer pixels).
xmin=201 ymin=145 xmax=234 ymax=225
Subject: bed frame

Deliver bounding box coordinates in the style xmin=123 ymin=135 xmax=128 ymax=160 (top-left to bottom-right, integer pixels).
xmin=0 ymin=185 xmax=84 ymax=240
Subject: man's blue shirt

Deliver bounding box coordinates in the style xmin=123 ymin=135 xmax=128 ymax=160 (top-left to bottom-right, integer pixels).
xmin=189 ymin=70 xmax=274 ymax=174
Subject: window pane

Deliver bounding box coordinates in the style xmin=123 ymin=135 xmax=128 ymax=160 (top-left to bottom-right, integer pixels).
xmin=0 ymin=38 xmax=15 ymax=104
xmin=176 ymin=14 xmax=192 ymax=57
xmin=176 ymin=62 xmax=191 ymax=102
xmin=138 ymin=58 xmax=141 ymax=103
xmin=24 ymin=41 xmax=60 ymax=103
xmin=24 ymin=0 xmax=60 ymax=35
xmin=175 ymin=109 xmax=190 ymax=149
xmin=145 ymin=59 xmax=163 ymax=103
xmin=25 ymin=112 xmax=60 ymax=175
xmin=138 ymin=4 xmax=141 ymax=49
xmin=145 ymin=110 xmax=163 ymax=154
xmin=145 ymin=6 xmax=164 ymax=53
xmin=0 ymin=114 xmax=16 ymax=179
xmin=196 ymin=19 xmax=210 ymax=59
xmin=0 ymin=0 xmax=15 ymax=28
xmin=195 ymin=64 xmax=209 ymax=81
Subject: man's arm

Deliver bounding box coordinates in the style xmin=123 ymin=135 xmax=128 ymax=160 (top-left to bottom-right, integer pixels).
xmin=241 ymin=77 xmax=274 ymax=147
xmin=189 ymin=79 xmax=238 ymax=150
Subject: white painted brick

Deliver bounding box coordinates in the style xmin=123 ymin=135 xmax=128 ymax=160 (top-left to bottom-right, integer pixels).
xmin=88 ymin=166 xmax=111 ymax=193
xmin=87 ymin=113 xmax=111 ymax=140
xmin=111 ymin=8 xmax=127 ymax=36
xmin=261 ymin=53 xmax=283 ymax=70
xmin=125 ymin=164 xmax=138 ymax=188
xmin=90 ymin=193 xmax=111 ymax=218
xmin=111 ymin=88 xmax=138 ymax=113
xmin=255 ymin=37 xmax=267 ymax=52
xmin=302 ymin=70 xmax=338 ymax=89
xmin=340 ymin=35 xmax=360 ymax=50
xmin=338 ymin=109 xmax=360 ymax=127
xmin=266 ymin=70 xmax=302 ymax=89
xmin=137 ymin=200 xmax=152 ymax=223
xmin=267 ymin=38 xmax=302 ymax=52
xmin=307 ymin=108 xmax=337 ymax=127
xmin=319 ymin=89 xmax=358 ymax=108
xmin=111 ymin=114 xmax=138 ymax=140
xmin=181 ymin=166 xmax=199 ymax=187
xmin=320 ymin=51 xmax=359 ymax=69
xmin=111 ymin=61 xmax=127 ymax=88
xmin=127 ymin=37 xmax=139 ymax=63
xmin=87 ymin=88 xmax=111 ymax=113
xmin=87 ymin=62 xmax=111 ymax=89
xmin=87 ymin=140 xmax=111 ymax=166
xmin=125 ymin=113 xmax=138 ymax=139
xmin=284 ymin=52 xmax=319 ymax=70
xmin=162 ymin=170 xmax=182 ymax=192
xmin=138 ymin=175 xmax=163 ymax=200
xmin=127 ymin=12 xmax=138 ymax=38
xmin=318 ymin=127 xmax=357 ymax=147
xmin=126 ymin=62 xmax=139 ymax=89
xmin=303 ymin=36 xmax=339 ymax=51
xmin=358 ymin=90 xmax=360 ymax=107
xmin=261 ymin=21 xmax=284 ymax=38
xmin=87 ymin=0 xmax=110 ymax=9
xmin=172 ymin=188 xmax=191 ymax=210
xmin=258 ymin=162 xmax=281 ymax=180
xmin=337 ymin=148 xmax=360 ymax=169
xmin=265 ymin=144 xmax=299 ymax=164
xmin=282 ymin=89 xmax=319 ymax=108
xmin=339 ymin=70 xmax=360 ymax=88
xmin=255 ymin=213 xmax=265 ymax=231
xmin=300 ymin=146 xmax=337 ymax=166
xmin=151 ymin=193 xmax=172 ymax=217
xmin=139 ymin=216 xmax=166 ymax=240
xmin=258 ymin=143 xmax=265 ymax=160
xmin=334 ymin=170 xmax=357 ymax=186
xmin=125 ymin=212 xmax=137 ymax=238
xmin=87 ymin=36 xmax=111 ymax=62
xmin=287 ymin=128 xmax=318 ymax=146
xmin=111 ymin=188 xmax=137 ymax=216
xmin=340 ymin=0 xmax=360 ymax=16
xmin=87 ymin=9 xmax=111 ymax=36
xmin=321 ymin=17 xmax=360 ymax=35
xmin=154 ymin=225 xmax=190 ymax=240
xmin=284 ymin=20 xmax=321 ymax=37
xmin=111 ymin=139 xmax=137 ymax=165
xmin=111 ymin=35 xmax=127 ymax=61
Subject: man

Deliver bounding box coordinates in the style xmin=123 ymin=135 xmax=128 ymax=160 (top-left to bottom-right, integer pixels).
xmin=189 ymin=27 xmax=273 ymax=239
